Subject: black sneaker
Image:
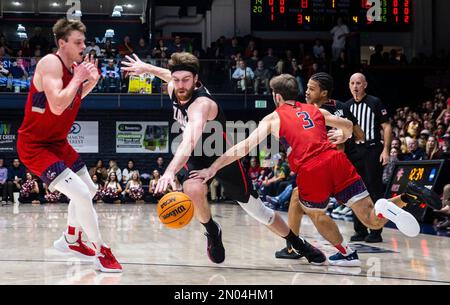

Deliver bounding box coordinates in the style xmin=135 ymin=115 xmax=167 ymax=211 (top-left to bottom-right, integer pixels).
xmin=204 ymin=223 xmax=225 ymax=264
xmin=275 ymin=243 xmax=301 ymax=260
xmin=350 ymin=232 xmax=368 ymax=242
xmin=365 ymin=233 xmax=383 ymax=243
xmin=292 ymin=239 xmax=326 ymax=265
xmin=405 ymin=182 xmax=442 ymax=210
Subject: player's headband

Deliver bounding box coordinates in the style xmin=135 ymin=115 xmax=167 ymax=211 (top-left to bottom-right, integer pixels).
xmin=169 ymin=64 xmax=198 ymax=75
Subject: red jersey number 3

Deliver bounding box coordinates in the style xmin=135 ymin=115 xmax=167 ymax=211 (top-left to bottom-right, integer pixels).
xmin=296 ymin=111 xmax=315 ymax=129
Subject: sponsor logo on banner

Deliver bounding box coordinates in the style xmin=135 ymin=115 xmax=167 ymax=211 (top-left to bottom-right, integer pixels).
xmin=116 ymin=122 xmax=169 ymax=153
xmin=67 ymin=121 xmax=98 ymax=153
xmin=0 ymin=122 xmax=17 ymax=152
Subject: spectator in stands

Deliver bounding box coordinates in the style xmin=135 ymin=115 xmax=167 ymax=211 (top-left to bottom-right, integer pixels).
xmin=247 ymin=157 xmax=261 ymax=190
xmin=403 ymin=138 xmax=427 ymax=161
xmin=18 ymin=172 xmax=40 ymax=204
xmin=287 ymin=58 xmax=304 ymax=97
xmin=135 ymin=38 xmax=152 ymax=60
xmin=153 ymin=156 xmax=166 ymax=174
xmin=148 ymin=169 xmax=163 ymax=203
xmin=391 ymin=138 xmax=401 ymax=150
xmin=437 ymin=99 xmax=450 ymax=126
xmin=382 ymin=147 xmax=400 ymax=185
xmin=225 ymin=37 xmax=243 ymax=60
xmin=101 ymin=59 xmax=121 ymax=92
xmin=89 ymin=159 xmax=108 ymax=185
xmin=20 ymin=39 xmax=31 ymax=57
xmin=122 ymin=159 xmax=139 ymax=186
xmin=102 ymin=172 xmax=122 ymax=204
xmin=0 ymin=158 xmax=7 ymax=204
xmin=44 ymin=183 xmax=62 ymax=204
xmin=10 ymin=58 xmax=28 ymax=78
xmin=101 ymin=39 xmax=115 ymax=58
xmin=209 ymin=178 xmax=224 ymax=202
xmin=426 ymin=136 xmax=443 ymax=160
xmin=107 ymin=159 xmax=122 ymax=183
xmin=436 ymin=184 xmax=450 ymax=230
xmin=0 ymin=36 xmax=13 ymax=55
xmin=232 ymin=60 xmax=254 ymax=92
xmin=170 ymin=35 xmax=186 ymax=54
xmin=259 ymin=153 xmax=290 ymax=201
xmin=370 ymin=44 xmax=384 ymax=65
xmin=118 ymin=36 xmax=134 ymax=57
xmin=244 ymin=40 xmax=257 ymax=59
xmin=313 ymin=39 xmax=326 ymax=61
xmin=124 ymin=172 xmax=144 ymax=203
xmin=330 ymin=17 xmax=349 ymax=61
xmin=91 ymin=174 xmax=103 ymax=203
xmin=84 ymin=40 xmax=101 ymax=57
xmin=152 ymin=39 xmax=169 ymax=60
xmin=5 ymin=158 xmax=25 ymax=203
xmin=0 ymin=61 xmax=9 ymax=78
xmin=246 ymin=49 xmax=260 ymax=71
xmin=30 ymin=49 xmax=42 ymax=68
xmin=253 ymin=60 xmax=270 ymax=95
xmin=262 ymin=47 xmax=278 ymax=75
xmin=29 ymin=27 xmax=49 ymax=54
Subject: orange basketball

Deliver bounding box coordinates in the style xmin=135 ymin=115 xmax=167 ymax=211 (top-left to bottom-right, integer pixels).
xmin=157 ymin=192 xmax=194 ymax=229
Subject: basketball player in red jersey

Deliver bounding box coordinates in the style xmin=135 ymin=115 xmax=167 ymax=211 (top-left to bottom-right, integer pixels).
xmin=17 ymin=19 xmax=121 ymax=272
xmin=191 ymin=74 xmax=424 ymax=266
xmin=122 ymin=53 xmax=326 ymax=265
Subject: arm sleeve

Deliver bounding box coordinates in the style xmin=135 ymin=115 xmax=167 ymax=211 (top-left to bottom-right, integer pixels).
xmin=374 ymin=97 xmax=390 ymax=124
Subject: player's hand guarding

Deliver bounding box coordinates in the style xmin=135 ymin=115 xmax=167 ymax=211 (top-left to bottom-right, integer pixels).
xmin=154 ymin=171 xmax=176 ymax=194
xmin=189 ymin=167 xmax=217 ymax=184
xmin=84 ymin=54 xmax=100 ymax=83
xmin=121 ymin=54 xmax=148 ymax=76
xmin=327 ymin=128 xmax=347 ymax=145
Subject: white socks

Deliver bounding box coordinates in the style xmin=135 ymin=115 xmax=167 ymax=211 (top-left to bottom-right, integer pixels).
xmin=52 ymin=169 xmax=103 ymax=245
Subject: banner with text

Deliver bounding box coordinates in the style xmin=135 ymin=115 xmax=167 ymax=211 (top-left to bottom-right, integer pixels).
xmin=116 ymin=121 xmax=169 ymax=153
xmin=67 ymin=121 xmax=99 ymax=153
xmin=0 ymin=121 xmax=18 ymax=152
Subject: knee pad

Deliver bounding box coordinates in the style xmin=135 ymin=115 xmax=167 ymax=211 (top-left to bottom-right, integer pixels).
xmin=238 ymin=196 xmax=275 ymax=226
xmin=76 ymin=166 xmax=98 ymax=199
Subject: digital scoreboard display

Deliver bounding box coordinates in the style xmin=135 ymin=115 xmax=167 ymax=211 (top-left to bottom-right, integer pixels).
xmin=251 ymin=0 xmax=413 ymax=31
xmin=385 ymin=161 xmax=444 ymax=221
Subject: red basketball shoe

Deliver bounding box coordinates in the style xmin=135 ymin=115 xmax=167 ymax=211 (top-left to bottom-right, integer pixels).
xmin=94 ymin=246 xmax=122 ymax=273
xmin=53 ymin=231 xmax=96 ymax=259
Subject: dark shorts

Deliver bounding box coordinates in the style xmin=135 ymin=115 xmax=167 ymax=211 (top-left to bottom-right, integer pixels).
xmin=178 ymin=156 xmax=257 ymax=203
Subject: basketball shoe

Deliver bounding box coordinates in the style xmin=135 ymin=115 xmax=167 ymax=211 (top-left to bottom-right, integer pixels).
xmin=53 ymin=231 xmax=95 ymax=259
xmin=404 ymin=182 xmax=442 ymax=210
xmin=292 ymin=239 xmax=327 ymax=265
xmin=204 ymin=222 xmax=225 ymax=264
xmin=94 ymin=246 xmax=122 ymax=273
xmin=275 ymin=241 xmax=301 ymax=259
xmin=328 ymin=250 xmax=361 ymax=267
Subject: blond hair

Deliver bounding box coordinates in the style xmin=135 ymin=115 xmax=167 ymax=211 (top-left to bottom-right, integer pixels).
xmin=53 ymin=18 xmax=86 ymax=47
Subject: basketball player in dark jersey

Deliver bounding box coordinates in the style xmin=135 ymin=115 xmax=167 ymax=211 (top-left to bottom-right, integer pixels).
xmin=190 ymin=74 xmax=441 ymax=267
xmin=122 ymin=53 xmax=325 ymax=265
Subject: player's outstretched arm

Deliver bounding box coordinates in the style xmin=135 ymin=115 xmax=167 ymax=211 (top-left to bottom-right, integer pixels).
xmin=154 ymin=99 xmax=213 ymax=193
xmin=39 ymin=55 xmax=90 ymax=115
xmin=121 ymin=54 xmax=172 ymax=83
xmin=190 ymin=113 xmax=278 ymax=183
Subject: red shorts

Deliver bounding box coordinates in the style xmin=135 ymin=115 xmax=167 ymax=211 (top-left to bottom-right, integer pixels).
xmin=17 ymin=137 xmax=84 ymax=185
xmin=296 ymin=149 xmax=368 ymax=210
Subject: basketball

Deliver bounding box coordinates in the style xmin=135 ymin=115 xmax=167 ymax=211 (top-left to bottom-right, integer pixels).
xmin=157 ymin=192 xmax=194 ymax=229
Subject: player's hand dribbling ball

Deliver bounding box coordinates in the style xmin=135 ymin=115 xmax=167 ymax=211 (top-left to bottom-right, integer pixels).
xmin=157 ymin=192 xmax=194 ymax=229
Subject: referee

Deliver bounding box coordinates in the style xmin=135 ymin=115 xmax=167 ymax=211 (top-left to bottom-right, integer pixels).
xmin=345 ymin=73 xmax=392 ymax=243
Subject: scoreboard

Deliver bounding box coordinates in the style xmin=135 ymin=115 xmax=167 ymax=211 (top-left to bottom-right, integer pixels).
xmin=385 ymin=160 xmax=448 ymax=222
xmin=251 ymin=0 xmax=413 ymax=31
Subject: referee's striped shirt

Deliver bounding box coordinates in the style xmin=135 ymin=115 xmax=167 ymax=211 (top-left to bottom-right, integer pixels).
xmin=345 ymin=95 xmax=390 ymax=143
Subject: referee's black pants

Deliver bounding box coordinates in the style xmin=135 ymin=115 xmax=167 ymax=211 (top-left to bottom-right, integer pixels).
xmin=352 ymin=143 xmax=385 ymax=237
